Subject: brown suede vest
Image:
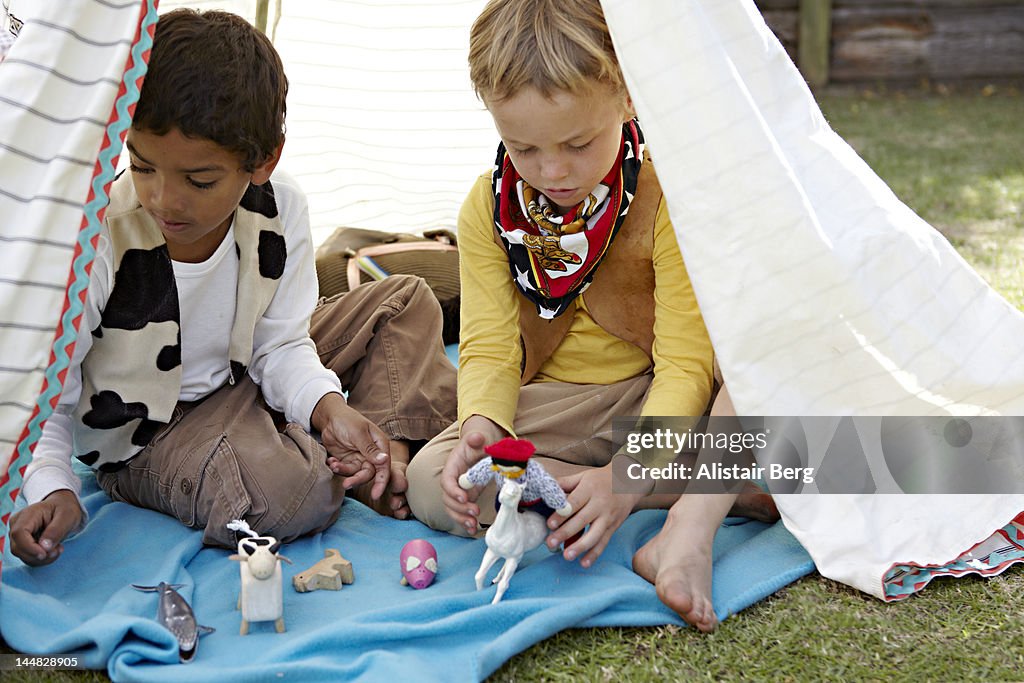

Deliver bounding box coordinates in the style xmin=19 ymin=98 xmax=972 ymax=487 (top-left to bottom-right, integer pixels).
xmin=495 ymin=160 xmax=663 ymax=384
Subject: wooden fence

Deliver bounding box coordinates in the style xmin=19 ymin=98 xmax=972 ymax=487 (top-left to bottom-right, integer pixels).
xmin=756 ymin=0 xmax=1024 ymax=86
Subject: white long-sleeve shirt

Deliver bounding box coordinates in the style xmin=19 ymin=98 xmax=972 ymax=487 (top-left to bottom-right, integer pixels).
xmin=22 ymin=172 xmax=342 ymax=509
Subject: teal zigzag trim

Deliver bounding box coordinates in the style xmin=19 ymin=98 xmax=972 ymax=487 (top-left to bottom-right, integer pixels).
xmin=883 ymin=523 xmax=1024 ymax=599
xmin=1 ymin=1 xmax=159 ymax=532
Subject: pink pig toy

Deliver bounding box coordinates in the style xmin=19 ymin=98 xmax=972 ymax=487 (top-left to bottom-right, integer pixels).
xmin=400 ymin=539 xmax=438 ymax=589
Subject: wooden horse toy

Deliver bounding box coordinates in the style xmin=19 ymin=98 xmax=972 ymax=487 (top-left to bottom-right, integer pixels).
xmin=474 ymin=476 xmax=549 ymax=604
xmin=292 ymin=548 xmax=355 ymax=592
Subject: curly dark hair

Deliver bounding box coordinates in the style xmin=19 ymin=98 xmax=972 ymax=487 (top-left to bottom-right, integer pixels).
xmin=133 ymin=9 xmax=288 ymax=171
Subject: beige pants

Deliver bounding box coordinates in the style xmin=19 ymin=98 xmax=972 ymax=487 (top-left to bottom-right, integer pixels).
xmin=97 ymin=275 xmax=457 ymax=548
xmin=405 ymin=374 xmax=652 ymax=536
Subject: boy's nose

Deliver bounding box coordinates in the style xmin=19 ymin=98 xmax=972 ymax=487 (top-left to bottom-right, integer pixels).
xmin=149 ymin=178 xmax=184 ymax=214
xmin=539 ymin=155 xmax=570 ymax=184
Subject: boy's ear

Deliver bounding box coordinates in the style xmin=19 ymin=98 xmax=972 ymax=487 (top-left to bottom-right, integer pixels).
xmin=622 ymin=94 xmax=636 ymax=122
xmin=249 ymin=140 xmax=285 ymax=185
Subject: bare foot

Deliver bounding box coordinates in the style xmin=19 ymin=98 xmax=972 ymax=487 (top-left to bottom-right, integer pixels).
xmin=633 ymin=511 xmax=718 ymax=633
xmin=348 ymin=441 xmax=411 ymax=519
xmin=730 ymin=482 xmax=780 ymax=522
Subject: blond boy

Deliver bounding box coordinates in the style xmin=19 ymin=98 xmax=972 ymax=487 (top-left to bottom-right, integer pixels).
xmin=406 ymin=0 xmax=776 ymax=632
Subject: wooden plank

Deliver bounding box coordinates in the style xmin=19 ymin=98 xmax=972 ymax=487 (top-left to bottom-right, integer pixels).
xmin=830 ymin=7 xmax=932 ymax=41
xmin=758 ymin=0 xmax=1024 ymax=81
xmin=799 ymin=0 xmax=833 ymax=87
xmin=835 ymin=0 xmax=1024 ymax=7
xmin=931 ymin=6 xmax=1024 ymax=77
xmin=829 ymin=5 xmax=1024 ymax=80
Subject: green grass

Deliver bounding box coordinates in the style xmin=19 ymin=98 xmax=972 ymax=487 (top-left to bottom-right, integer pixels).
xmin=4 ymin=84 xmax=1024 ymax=682
xmin=496 ymin=574 xmax=1024 ymax=682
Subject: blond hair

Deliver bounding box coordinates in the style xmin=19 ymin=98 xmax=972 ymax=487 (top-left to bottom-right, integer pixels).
xmin=468 ymin=0 xmax=625 ymax=102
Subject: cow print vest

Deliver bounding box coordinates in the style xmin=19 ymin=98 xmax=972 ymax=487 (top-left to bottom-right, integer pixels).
xmin=72 ymin=172 xmax=287 ymax=471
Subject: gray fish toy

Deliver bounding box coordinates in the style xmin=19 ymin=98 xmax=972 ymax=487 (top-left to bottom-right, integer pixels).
xmin=132 ymin=582 xmax=215 ymax=663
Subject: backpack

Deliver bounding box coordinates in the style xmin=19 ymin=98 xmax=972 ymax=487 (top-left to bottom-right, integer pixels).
xmin=314 ymin=227 xmax=460 ymax=345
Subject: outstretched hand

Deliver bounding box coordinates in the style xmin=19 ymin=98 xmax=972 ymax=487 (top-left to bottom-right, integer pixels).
xmin=9 ymin=489 xmax=82 ymax=567
xmin=440 ymin=415 xmax=506 ymax=534
xmin=546 ymin=463 xmax=644 ymax=568
xmin=312 ymin=392 xmax=391 ymax=501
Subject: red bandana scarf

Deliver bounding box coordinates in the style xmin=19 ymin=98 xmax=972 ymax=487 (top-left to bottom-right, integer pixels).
xmin=491 ymin=119 xmax=644 ymax=319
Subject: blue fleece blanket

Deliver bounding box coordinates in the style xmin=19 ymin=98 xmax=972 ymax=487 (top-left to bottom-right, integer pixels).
xmin=1 ymin=464 xmax=813 ymax=683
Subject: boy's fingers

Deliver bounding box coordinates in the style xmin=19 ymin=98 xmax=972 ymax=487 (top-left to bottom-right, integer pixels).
xmin=547 ymin=510 xmax=569 ymax=530
xmin=331 ymin=456 xmax=362 ymax=476
xmin=444 ymin=510 xmax=476 ymax=534
xmin=370 ymin=462 xmax=390 ymax=500
xmin=442 ymin=490 xmax=479 ymax=525
xmin=579 ymin=532 xmax=613 ymax=568
xmin=441 ymin=502 xmax=478 ymax=534
xmin=389 ymin=464 xmax=409 ymax=495
xmin=343 ymin=418 xmax=389 ymax=470
xmin=547 ymin=506 xmax=590 ymax=550
xmin=368 ymin=424 xmax=390 ymax=454
xmin=556 ymin=471 xmax=584 ymax=492
xmin=442 ymin=477 xmax=482 ymax=507
xmin=441 ymin=462 xmax=481 ymax=504
xmin=10 ymin=523 xmax=47 ymax=564
xmin=440 ymin=471 xmax=464 ymax=502
xmin=341 ymin=461 xmax=374 ymax=489
xmin=10 ymin=496 xmax=79 ymax=566
xmin=11 ymin=520 xmax=62 ymax=567
xmin=563 ymin=519 xmax=606 ymax=562
xmin=42 ymin=502 xmax=81 ymax=549
xmin=339 ymin=423 xmax=390 ymax=498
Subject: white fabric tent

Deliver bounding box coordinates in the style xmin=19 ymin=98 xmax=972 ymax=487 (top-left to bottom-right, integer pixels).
xmin=0 ymin=0 xmax=156 ymax=561
xmin=602 ymin=0 xmax=1024 ymax=598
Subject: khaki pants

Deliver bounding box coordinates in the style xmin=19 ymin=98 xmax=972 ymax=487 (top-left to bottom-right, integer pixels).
xmin=97 ymin=275 xmax=457 ymax=548
xmin=405 ymin=373 xmax=652 ymax=536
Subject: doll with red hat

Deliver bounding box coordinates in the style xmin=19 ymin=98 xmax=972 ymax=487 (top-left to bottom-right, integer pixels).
xmin=458 ymin=438 xmax=573 ymax=519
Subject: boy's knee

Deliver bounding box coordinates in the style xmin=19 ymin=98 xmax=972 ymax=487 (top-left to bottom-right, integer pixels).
xmin=269 ymin=493 xmax=345 ymax=544
xmin=356 ymin=275 xmax=440 ymax=323
xmin=387 ymin=274 xmax=438 ymax=311
xmin=254 ymin=468 xmax=345 ymax=544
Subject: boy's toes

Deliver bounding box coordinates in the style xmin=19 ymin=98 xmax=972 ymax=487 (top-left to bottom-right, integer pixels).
xmin=693 ymin=602 xmax=718 ymax=633
xmin=666 ymin=586 xmax=716 ymax=632
xmin=390 ymin=493 xmax=410 ymax=517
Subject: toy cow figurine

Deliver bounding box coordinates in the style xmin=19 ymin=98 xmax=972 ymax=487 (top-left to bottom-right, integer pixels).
xmin=230 ymin=535 xmax=293 ymax=635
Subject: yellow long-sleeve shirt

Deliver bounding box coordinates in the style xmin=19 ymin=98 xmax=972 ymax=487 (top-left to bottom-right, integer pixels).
xmin=457 ymin=173 xmax=713 ymax=435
